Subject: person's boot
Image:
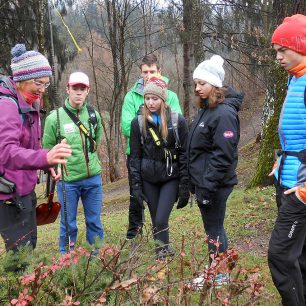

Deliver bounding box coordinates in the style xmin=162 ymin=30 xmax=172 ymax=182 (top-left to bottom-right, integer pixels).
xmin=156 ymin=245 xmax=175 ymax=261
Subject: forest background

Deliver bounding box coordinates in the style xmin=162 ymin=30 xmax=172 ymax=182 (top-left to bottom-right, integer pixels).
xmin=1 ymin=1 xmax=306 ymax=305
xmin=1 ymin=0 xmax=306 ymax=186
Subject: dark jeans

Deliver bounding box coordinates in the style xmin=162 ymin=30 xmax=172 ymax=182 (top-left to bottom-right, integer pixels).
xmin=0 ymin=191 xmax=37 ymax=252
xmin=126 ymin=156 xmax=144 ymax=239
xmin=198 ymin=186 xmax=233 ymax=255
xmin=268 ymin=189 xmax=306 ymax=306
xmin=143 ymin=179 xmax=179 ymax=252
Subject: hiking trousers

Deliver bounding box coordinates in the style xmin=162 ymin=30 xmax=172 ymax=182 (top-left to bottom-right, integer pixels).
xmin=198 ymin=186 xmax=233 ymax=255
xmin=0 ymin=191 xmax=37 ymax=252
xmin=268 ymin=190 xmax=306 ymax=306
xmin=57 ymin=175 xmax=104 ymax=254
xmin=143 ymin=179 xmax=179 ymax=252
xmin=126 ymin=156 xmax=144 ymax=239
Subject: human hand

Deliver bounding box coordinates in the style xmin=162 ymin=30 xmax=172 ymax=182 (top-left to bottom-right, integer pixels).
xmin=189 ymin=183 xmax=195 ymax=194
xmin=283 ymin=186 xmax=297 ymax=195
xmin=284 ymin=186 xmax=306 ymax=204
xmin=195 ymin=187 xmax=213 ymax=207
xmin=177 ymin=197 xmax=189 ymax=209
xmin=132 ymin=188 xmax=148 ymax=209
xmin=177 ymin=179 xmax=190 ymax=209
xmin=268 ymin=159 xmax=278 ymax=176
xmin=47 ymin=139 xmax=72 ymax=166
xmin=49 ymin=167 xmax=61 ymax=181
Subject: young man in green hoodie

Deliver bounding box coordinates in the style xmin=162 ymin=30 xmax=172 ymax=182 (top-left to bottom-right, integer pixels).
xmin=121 ymin=54 xmax=182 ymax=239
xmin=43 ymin=72 xmax=103 ymax=254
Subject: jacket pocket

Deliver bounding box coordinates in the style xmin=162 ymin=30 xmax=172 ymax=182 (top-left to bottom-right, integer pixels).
xmin=141 ymin=159 xmax=155 ymax=182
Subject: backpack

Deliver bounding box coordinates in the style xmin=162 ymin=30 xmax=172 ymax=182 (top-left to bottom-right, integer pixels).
xmin=0 ymin=77 xmax=25 ymax=123
xmin=87 ymin=104 xmax=98 ymax=131
xmin=137 ymin=111 xmax=181 ymax=149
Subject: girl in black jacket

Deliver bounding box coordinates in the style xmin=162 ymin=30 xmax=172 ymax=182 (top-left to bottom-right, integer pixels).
xmin=129 ymin=77 xmax=189 ymax=260
xmin=188 ymin=55 xmax=243 ymax=284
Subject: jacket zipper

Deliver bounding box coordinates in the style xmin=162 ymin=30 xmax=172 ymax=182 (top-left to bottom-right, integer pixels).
xmin=187 ymin=109 xmax=205 ymax=175
xmin=78 ymin=110 xmax=90 ymax=177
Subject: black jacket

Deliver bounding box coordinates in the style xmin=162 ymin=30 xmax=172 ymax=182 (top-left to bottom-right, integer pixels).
xmin=129 ymin=109 xmax=188 ymax=186
xmin=187 ymin=86 xmax=243 ymax=193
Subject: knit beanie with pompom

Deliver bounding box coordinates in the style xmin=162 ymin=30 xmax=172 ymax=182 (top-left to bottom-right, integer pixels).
xmin=143 ymin=76 xmax=168 ymax=101
xmin=10 ymin=44 xmax=52 ymax=82
xmin=193 ymin=55 xmax=225 ymax=88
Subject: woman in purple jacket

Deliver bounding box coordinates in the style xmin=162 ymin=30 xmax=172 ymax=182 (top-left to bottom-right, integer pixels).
xmin=0 ymin=44 xmax=71 ymax=253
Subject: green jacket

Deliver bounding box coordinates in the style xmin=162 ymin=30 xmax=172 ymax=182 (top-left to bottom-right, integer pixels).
xmin=121 ymin=77 xmax=182 ymax=155
xmin=43 ymin=98 xmax=102 ymax=182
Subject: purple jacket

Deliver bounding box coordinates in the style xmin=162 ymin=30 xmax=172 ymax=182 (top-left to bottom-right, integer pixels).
xmin=0 ymin=77 xmax=49 ymax=200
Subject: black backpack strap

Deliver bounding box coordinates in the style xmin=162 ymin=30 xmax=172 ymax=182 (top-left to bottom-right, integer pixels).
xmin=170 ymin=112 xmax=181 ymax=149
xmin=138 ymin=114 xmax=144 ymax=145
xmin=63 ymin=104 xmax=97 ymax=153
xmin=87 ymin=104 xmax=97 ymax=131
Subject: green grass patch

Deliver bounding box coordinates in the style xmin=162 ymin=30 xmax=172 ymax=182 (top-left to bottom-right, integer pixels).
xmin=0 ymin=185 xmax=280 ymax=304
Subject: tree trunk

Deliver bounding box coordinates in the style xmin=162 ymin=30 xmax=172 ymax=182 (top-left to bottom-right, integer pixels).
xmin=182 ymin=42 xmax=192 ymax=122
xmin=249 ymin=63 xmax=287 ymax=187
xmin=249 ymin=1 xmax=306 ymax=187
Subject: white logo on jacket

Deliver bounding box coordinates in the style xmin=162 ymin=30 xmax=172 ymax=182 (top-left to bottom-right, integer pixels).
xmin=64 ymin=123 xmax=76 ymax=134
xmin=199 ymin=122 xmax=205 ymax=127
xmin=223 ymin=131 xmax=234 ymax=138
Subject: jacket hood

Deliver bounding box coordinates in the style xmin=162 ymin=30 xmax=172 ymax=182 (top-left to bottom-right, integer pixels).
xmin=223 ymin=86 xmax=244 ymax=112
xmin=0 ymin=76 xmax=17 ymax=98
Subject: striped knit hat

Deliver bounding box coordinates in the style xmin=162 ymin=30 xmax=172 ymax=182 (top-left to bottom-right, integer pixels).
xmin=143 ymin=76 xmax=168 ymax=101
xmin=10 ymin=44 xmax=52 ymax=82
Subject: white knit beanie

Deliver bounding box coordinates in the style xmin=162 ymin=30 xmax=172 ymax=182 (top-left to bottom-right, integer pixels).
xmin=193 ymin=55 xmax=225 ymax=88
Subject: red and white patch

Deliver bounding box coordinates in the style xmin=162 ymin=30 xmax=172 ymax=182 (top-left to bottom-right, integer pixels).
xmin=223 ymin=131 xmax=234 ymax=138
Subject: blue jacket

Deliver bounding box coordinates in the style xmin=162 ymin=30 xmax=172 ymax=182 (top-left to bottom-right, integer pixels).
xmin=274 ymin=74 xmax=306 ymax=188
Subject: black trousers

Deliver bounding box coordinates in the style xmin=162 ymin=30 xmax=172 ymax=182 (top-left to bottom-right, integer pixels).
xmin=199 ymin=186 xmax=233 ymax=255
xmin=0 ymin=191 xmax=37 ymax=252
xmin=143 ymin=179 xmax=179 ymax=252
xmin=268 ymin=188 xmax=306 ymax=306
xmin=126 ymin=156 xmax=144 ymax=239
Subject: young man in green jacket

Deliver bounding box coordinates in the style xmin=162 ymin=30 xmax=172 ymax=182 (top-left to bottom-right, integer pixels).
xmin=43 ymin=72 xmax=103 ymax=254
xmin=121 ymin=54 xmax=182 ymax=239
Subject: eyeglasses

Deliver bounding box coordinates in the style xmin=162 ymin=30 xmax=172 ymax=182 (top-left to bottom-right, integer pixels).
xmin=32 ymin=80 xmax=50 ymax=89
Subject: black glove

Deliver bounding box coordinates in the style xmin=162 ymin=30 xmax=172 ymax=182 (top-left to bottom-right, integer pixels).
xmin=189 ymin=183 xmax=195 ymax=194
xmin=195 ymin=187 xmax=213 ymax=207
xmin=131 ymin=187 xmax=147 ymax=209
xmin=177 ymin=179 xmax=190 ymax=209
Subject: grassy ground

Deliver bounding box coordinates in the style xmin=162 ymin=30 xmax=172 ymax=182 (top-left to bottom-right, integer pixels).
xmin=0 ymin=185 xmax=280 ymax=304
xmin=0 ymin=139 xmax=282 ymax=304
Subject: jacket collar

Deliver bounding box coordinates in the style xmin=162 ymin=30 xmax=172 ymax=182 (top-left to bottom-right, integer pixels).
xmin=64 ymin=97 xmax=87 ymax=113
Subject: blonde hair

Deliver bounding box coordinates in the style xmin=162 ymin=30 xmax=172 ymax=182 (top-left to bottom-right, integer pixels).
xmin=143 ymin=101 xmax=169 ymax=142
xmin=195 ymin=86 xmax=225 ymax=108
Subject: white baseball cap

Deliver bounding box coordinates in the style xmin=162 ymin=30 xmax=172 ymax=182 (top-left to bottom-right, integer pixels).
xmin=68 ymin=72 xmax=90 ymax=87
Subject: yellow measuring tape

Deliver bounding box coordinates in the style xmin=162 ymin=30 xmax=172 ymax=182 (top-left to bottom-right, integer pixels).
xmin=52 ymin=1 xmax=82 ymax=53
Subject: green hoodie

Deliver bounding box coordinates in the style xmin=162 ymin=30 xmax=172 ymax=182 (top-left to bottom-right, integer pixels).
xmin=121 ymin=77 xmax=182 ymax=155
xmin=43 ymin=98 xmax=102 ymax=182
